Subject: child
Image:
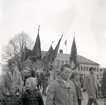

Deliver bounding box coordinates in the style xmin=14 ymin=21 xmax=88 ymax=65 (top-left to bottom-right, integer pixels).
xmin=21 ymin=77 xmax=44 ymax=105
xmin=3 ymin=85 xmax=21 ymax=105
xmin=71 ymin=72 xmax=83 ymax=105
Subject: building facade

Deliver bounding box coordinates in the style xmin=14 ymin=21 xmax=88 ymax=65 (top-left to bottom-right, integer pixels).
xmin=51 ymin=52 xmax=100 ymax=78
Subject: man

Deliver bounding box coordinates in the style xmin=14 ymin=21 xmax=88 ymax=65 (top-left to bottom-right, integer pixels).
xmin=85 ymin=67 xmax=99 ymax=105
xmin=46 ymin=64 xmax=78 ymax=105
xmin=0 ymin=60 xmax=23 ymax=100
xmin=101 ymin=71 xmax=106 ymax=105
xmin=71 ymin=72 xmax=83 ymax=105
xmin=40 ymin=70 xmax=49 ymax=96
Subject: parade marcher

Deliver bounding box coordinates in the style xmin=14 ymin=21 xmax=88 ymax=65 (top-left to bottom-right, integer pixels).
xmin=85 ymin=67 xmax=99 ymax=105
xmin=101 ymin=71 xmax=106 ymax=105
xmin=3 ymin=85 xmax=22 ymax=105
xmin=0 ymin=60 xmax=23 ymax=100
xmin=36 ymin=71 xmax=42 ymax=90
xmin=46 ymin=64 xmax=78 ymax=105
xmin=40 ymin=70 xmax=48 ymax=96
xmin=21 ymin=77 xmax=44 ymax=105
xmin=21 ymin=66 xmax=32 ymax=85
xmin=71 ymin=72 xmax=83 ymax=105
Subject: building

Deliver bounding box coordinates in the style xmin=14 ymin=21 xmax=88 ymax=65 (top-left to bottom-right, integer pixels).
xmin=42 ymin=51 xmax=100 ymax=78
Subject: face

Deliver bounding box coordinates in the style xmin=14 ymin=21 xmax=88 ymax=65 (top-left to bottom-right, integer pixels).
xmin=90 ymin=69 xmax=94 ymax=74
xmin=61 ymin=67 xmax=72 ymax=81
xmin=9 ymin=86 xmax=16 ymax=95
xmin=25 ymin=81 xmax=30 ymax=90
xmin=9 ymin=63 xmax=16 ymax=72
xmin=74 ymin=74 xmax=79 ymax=80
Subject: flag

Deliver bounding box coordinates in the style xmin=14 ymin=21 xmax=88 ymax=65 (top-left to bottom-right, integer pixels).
xmin=21 ymin=47 xmax=31 ymax=62
xmin=64 ymin=39 xmax=67 ymax=45
xmin=69 ymin=37 xmax=79 ymax=70
xmin=52 ymin=35 xmax=63 ymax=62
xmin=42 ymin=44 xmax=54 ymax=67
xmin=30 ymin=26 xmax=41 ymax=62
xmin=45 ymin=45 xmax=54 ymax=64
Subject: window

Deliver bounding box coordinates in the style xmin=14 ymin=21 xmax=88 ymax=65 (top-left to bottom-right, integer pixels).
xmin=97 ymin=68 xmax=99 ymax=72
xmin=57 ymin=60 xmax=60 ymax=68
xmin=84 ymin=67 xmax=86 ymax=71
xmin=100 ymin=69 xmax=102 ymax=72
xmin=81 ymin=66 xmax=83 ymax=71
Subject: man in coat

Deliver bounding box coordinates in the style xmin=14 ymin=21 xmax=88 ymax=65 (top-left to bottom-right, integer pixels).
xmin=46 ymin=64 xmax=78 ymax=105
xmin=85 ymin=67 xmax=99 ymax=105
xmin=0 ymin=60 xmax=23 ymax=100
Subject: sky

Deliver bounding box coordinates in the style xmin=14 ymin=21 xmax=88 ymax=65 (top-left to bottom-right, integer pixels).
xmin=0 ymin=0 xmax=106 ymax=68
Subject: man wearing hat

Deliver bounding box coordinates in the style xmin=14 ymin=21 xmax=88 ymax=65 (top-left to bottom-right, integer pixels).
xmin=0 ymin=60 xmax=23 ymax=100
xmin=85 ymin=67 xmax=99 ymax=105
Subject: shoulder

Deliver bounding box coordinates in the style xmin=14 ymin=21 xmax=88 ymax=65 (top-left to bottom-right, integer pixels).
xmin=48 ymin=80 xmax=60 ymax=89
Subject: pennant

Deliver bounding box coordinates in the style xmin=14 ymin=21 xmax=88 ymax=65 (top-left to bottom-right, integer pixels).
xmin=52 ymin=35 xmax=63 ymax=62
xmin=69 ymin=37 xmax=79 ymax=70
xmin=30 ymin=26 xmax=41 ymax=62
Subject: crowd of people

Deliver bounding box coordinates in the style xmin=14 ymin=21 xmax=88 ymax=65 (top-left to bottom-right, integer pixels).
xmin=0 ymin=60 xmax=106 ymax=105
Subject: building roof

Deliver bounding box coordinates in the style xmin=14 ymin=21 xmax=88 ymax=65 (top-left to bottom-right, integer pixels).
xmin=77 ymin=55 xmax=99 ymax=65
xmin=42 ymin=51 xmax=99 ymax=65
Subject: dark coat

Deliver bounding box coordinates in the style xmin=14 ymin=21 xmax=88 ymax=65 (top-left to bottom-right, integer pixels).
xmin=21 ymin=89 xmax=44 ymax=105
xmin=3 ymin=93 xmax=21 ymax=105
xmin=101 ymin=72 xmax=106 ymax=98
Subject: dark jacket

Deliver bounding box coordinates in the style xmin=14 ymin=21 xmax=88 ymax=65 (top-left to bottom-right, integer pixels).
xmin=101 ymin=72 xmax=106 ymax=98
xmin=3 ymin=93 xmax=21 ymax=105
xmin=21 ymin=89 xmax=44 ymax=105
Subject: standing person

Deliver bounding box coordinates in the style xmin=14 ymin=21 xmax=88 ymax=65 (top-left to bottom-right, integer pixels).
xmin=85 ymin=67 xmax=99 ymax=105
xmin=71 ymin=72 xmax=83 ymax=105
xmin=0 ymin=60 xmax=23 ymax=100
xmin=46 ymin=64 xmax=78 ymax=105
xmin=101 ymin=71 xmax=106 ymax=105
xmin=21 ymin=77 xmax=44 ymax=105
xmin=37 ymin=71 xmax=42 ymax=90
xmin=21 ymin=66 xmax=32 ymax=86
xmin=41 ymin=70 xmax=48 ymax=96
xmin=3 ymin=85 xmax=22 ymax=105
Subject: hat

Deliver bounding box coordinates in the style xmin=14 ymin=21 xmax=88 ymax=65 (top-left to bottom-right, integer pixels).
xmin=89 ymin=67 xmax=95 ymax=71
xmin=8 ymin=59 xmax=16 ymax=65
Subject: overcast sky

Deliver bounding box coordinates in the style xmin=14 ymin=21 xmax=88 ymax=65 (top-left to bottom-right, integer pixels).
xmin=0 ymin=0 xmax=106 ymax=67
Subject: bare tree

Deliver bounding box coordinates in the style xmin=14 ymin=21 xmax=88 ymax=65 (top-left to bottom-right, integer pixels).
xmin=2 ymin=32 xmax=34 ymax=70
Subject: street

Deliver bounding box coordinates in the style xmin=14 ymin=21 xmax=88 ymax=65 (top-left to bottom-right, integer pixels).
xmin=43 ymin=92 xmax=104 ymax=105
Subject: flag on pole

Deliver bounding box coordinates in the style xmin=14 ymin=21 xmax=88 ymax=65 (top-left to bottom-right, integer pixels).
xmin=69 ymin=37 xmax=79 ymax=70
xmin=30 ymin=26 xmax=41 ymax=62
xmin=42 ymin=41 xmax=54 ymax=66
xmin=21 ymin=47 xmax=31 ymax=62
xmin=64 ymin=39 xmax=67 ymax=45
xmin=52 ymin=35 xmax=63 ymax=63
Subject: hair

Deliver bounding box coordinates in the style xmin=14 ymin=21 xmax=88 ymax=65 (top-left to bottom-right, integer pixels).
xmin=8 ymin=60 xmax=16 ymax=66
xmin=61 ymin=64 xmax=71 ymax=72
xmin=89 ymin=67 xmax=95 ymax=71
